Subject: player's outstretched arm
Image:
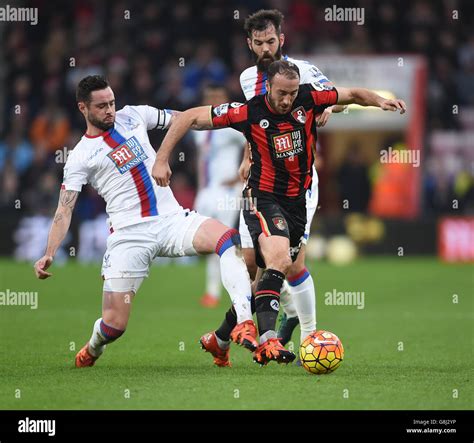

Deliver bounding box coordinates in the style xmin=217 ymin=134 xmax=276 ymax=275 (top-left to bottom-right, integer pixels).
xmin=34 ymin=189 xmax=79 ymax=279
xmin=336 ymin=87 xmax=406 ymax=114
xmin=152 ymin=106 xmax=214 ymax=187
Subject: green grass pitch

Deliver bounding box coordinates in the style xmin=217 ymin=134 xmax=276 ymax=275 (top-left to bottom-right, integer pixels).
xmin=0 ymin=257 xmax=472 ymax=410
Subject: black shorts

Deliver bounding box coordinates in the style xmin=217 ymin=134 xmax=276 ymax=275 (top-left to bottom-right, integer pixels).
xmin=242 ymin=187 xmax=307 ymax=269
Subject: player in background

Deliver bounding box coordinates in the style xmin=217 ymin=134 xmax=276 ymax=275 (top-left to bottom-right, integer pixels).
xmin=208 ymin=10 xmax=348 ymax=362
xmin=33 ymin=75 xmax=257 ymax=368
xmin=193 ymin=85 xmax=246 ymax=308
xmin=152 ymin=60 xmax=406 ymax=364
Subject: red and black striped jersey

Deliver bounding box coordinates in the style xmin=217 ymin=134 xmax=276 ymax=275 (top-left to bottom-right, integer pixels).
xmin=211 ymin=83 xmax=338 ymax=199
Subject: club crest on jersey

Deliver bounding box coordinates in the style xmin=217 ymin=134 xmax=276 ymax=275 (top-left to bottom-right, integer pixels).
xmin=272 ymin=130 xmax=304 ymax=159
xmin=107 ymin=136 xmax=148 ymax=174
xmin=291 ymin=106 xmax=307 ymax=124
xmin=272 ymin=216 xmax=287 ymax=231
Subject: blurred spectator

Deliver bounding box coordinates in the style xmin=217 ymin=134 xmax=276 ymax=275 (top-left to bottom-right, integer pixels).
xmin=0 ymin=128 xmax=34 ymax=176
xmin=30 ymin=100 xmax=71 ymax=154
xmin=338 ymin=143 xmax=372 ymax=212
xmin=0 ymin=0 xmax=471 ymax=255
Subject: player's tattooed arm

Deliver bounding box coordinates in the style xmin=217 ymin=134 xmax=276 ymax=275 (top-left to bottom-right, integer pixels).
xmin=152 ymin=106 xmax=213 ymax=186
xmin=34 ymin=188 xmax=79 ymax=278
xmin=59 ymin=189 xmax=79 ymax=213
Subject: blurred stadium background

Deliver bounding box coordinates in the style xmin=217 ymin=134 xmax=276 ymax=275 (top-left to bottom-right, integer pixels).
xmin=0 ymin=0 xmax=472 ymax=264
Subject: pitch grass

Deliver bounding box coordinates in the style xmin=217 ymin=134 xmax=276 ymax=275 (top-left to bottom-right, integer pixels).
xmin=0 ymin=257 xmax=472 ymax=410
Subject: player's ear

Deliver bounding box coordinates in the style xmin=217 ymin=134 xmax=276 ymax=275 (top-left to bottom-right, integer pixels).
xmin=77 ymin=102 xmax=86 ymax=116
xmin=265 ymin=80 xmax=270 ymax=93
xmin=280 ymin=33 xmax=285 ymax=48
xmin=247 ymin=37 xmax=252 ymax=51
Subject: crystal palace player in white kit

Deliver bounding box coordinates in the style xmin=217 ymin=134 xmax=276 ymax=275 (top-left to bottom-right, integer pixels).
xmin=33 ymin=75 xmax=258 ymax=367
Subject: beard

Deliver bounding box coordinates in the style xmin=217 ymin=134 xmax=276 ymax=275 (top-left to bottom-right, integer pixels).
xmin=254 ymin=44 xmax=282 ymax=72
xmin=88 ymin=114 xmax=114 ymax=132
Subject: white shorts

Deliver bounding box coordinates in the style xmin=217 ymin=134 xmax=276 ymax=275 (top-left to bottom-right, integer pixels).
xmin=239 ymin=173 xmax=319 ymax=247
xmin=194 ymin=186 xmax=239 ymax=229
xmin=101 ymin=209 xmax=209 ymax=280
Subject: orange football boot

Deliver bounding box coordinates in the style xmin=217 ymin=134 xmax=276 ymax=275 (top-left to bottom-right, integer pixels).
xmin=200 ymin=293 xmax=219 ymax=308
xmin=199 ymin=331 xmax=231 ymax=367
xmin=230 ymin=320 xmax=258 ymax=352
xmin=253 ymin=338 xmax=296 ymax=366
xmin=75 ymin=342 xmax=99 ymax=368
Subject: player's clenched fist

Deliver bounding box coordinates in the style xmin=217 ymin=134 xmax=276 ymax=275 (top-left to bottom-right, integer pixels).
xmin=152 ymin=159 xmax=172 ymax=187
xmin=34 ymin=255 xmax=54 ymax=279
xmin=380 ymin=98 xmax=406 ymax=114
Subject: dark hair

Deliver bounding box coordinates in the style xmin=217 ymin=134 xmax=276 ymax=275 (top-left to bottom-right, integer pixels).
xmin=267 ymin=60 xmax=300 ymax=83
xmin=244 ymin=9 xmax=284 ymax=37
xmin=76 ymin=75 xmax=109 ymax=103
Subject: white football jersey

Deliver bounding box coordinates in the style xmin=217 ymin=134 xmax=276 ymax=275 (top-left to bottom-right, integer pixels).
xmin=62 ymin=105 xmax=182 ymax=230
xmin=193 ymin=128 xmax=245 ymax=188
xmin=240 ymin=56 xmax=331 ymax=101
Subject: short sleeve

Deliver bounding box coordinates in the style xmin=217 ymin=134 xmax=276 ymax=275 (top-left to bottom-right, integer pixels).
xmin=300 ymin=64 xmax=333 ymax=86
xmin=120 ymin=105 xmax=173 ymax=130
xmin=210 ymin=102 xmax=248 ymax=133
xmin=62 ymin=151 xmax=88 ymax=192
xmin=304 ymin=83 xmax=338 ymax=108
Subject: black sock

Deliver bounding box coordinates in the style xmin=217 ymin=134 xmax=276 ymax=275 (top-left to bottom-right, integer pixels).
xmin=215 ymin=296 xmax=256 ymax=341
xmin=255 ymin=269 xmax=285 ymax=336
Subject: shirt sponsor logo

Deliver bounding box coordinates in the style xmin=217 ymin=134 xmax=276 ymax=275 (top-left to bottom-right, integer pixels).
xmin=107 ymin=136 xmax=148 ymax=174
xmin=272 ymin=130 xmax=304 ymax=159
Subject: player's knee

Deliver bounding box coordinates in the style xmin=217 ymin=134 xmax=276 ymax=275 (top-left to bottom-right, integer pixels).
xmin=288 ymin=260 xmax=306 ymax=279
xmin=267 ymin=255 xmax=292 ymax=275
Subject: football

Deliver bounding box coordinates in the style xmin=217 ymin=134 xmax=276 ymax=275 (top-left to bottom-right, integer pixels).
xmin=300 ymin=330 xmax=344 ymax=374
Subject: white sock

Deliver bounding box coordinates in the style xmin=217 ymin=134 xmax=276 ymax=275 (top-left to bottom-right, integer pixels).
xmin=88 ymin=318 xmax=107 ymax=357
xmin=288 ymin=272 xmax=317 ymax=343
xmin=219 ymin=245 xmax=253 ymax=323
xmin=280 ymin=279 xmax=298 ymax=318
xmin=215 ymin=334 xmax=230 ymax=349
xmin=206 ymin=254 xmax=221 ymax=298
xmin=260 ymin=330 xmax=277 ymax=344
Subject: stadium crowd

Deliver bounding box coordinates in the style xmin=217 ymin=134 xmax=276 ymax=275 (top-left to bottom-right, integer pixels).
xmin=0 ymin=0 xmax=472 ymax=229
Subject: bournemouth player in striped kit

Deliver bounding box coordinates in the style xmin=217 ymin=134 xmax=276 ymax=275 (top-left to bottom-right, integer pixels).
xmin=152 ymin=60 xmax=406 ymax=364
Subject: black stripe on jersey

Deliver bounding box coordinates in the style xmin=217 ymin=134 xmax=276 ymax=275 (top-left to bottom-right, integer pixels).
xmin=297 ymin=134 xmax=309 ymax=196
xmin=248 ymin=136 xmax=262 ymax=191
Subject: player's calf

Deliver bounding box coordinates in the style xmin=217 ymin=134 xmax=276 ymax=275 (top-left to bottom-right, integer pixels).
xmin=75 ymin=318 xmax=125 ymax=367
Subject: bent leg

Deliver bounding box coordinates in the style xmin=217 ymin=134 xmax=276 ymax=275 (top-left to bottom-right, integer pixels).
xmin=193 ymin=218 xmax=252 ymax=323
